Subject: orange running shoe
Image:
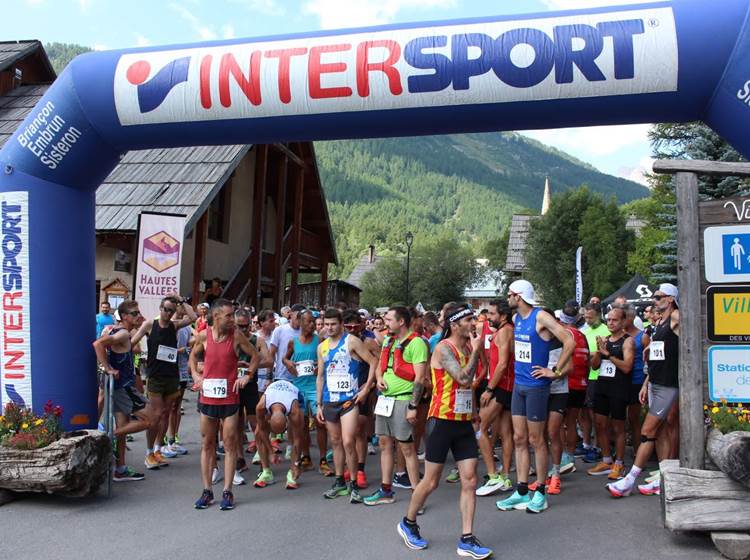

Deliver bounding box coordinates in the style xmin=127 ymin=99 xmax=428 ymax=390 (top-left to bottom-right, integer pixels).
xmin=356 ymin=470 xmax=368 ymax=489
xmin=547 ymin=475 xmax=561 ymax=495
xmin=587 ymin=461 xmax=612 ymax=476
xmin=153 ymin=450 xmax=169 ymax=466
xmin=144 ymin=452 xmax=160 ymax=470
xmin=319 ymin=460 xmax=334 ymax=477
xmin=608 ymin=463 xmax=625 ymax=481
xmin=528 ymin=478 xmax=550 ymax=492
xmin=344 ymin=470 xmax=351 ymax=483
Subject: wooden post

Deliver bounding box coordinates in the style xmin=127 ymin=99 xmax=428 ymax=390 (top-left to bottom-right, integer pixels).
xmin=289 ymin=166 xmax=304 ymax=304
xmin=273 ymin=154 xmax=288 ymax=310
xmin=191 ymin=211 xmax=208 ymax=303
xmin=249 ymin=145 xmax=267 ymax=309
xmin=675 ymin=172 xmax=704 ymax=470
xmin=319 ymin=248 xmax=328 ymax=309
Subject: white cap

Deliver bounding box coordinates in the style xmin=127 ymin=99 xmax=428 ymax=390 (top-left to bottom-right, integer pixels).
xmin=508 ymin=279 xmax=537 ymax=305
xmin=358 ymin=308 xmax=370 ymax=319
xmin=658 ymin=283 xmax=679 ymax=302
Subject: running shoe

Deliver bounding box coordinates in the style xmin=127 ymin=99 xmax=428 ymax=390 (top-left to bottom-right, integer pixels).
xmin=417 ymin=451 xmax=426 ymax=462
xmin=496 ymin=490 xmax=531 ymax=511
xmin=397 ymin=520 xmax=428 ymax=551
xmin=319 ymin=460 xmax=334 ymax=477
xmin=547 ymin=475 xmax=561 ymax=495
xmin=526 ymin=491 xmax=548 ymax=514
xmin=246 ymin=441 xmax=257 ymax=454
xmin=560 ymin=453 xmax=577 ymax=475
xmin=344 ymin=470 xmax=351 ymax=484
xmin=368 ymin=443 xmax=377 ymax=455
xmin=393 ymin=472 xmax=412 ymax=489
xmin=285 ymin=469 xmax=299 ymax=490
xmin=326 ymin=449 xmax=334 ymax=463
xmin=350 ymin=484 xmax=364 ymax=504
xmin=153 ymin=450 xmax=170 ymax=466
xmin=300 ymin=455 xmax=313 ymax=471
xmin=236 ymin=458 xmax=248 ymax=473
xmin=252 ymin=451 xmax=261 ymax=465
xmin=217 ymin=443 xmax=226 ymax=456
xmin=445 ymin=468 xmax=460 ymax=483
xmin=232 ymin=471 xmax=246 ymax=486
xmin=113 ymin=466 xmax=145 ymax=482
xmin=219 ymin=490 xmax=235 ymax=510
xmin=356 ymin=470 xmax=368 ymax=489
xmin=194 ymin=489 xmax=214 ymax=509
xmin=324 ymin=480 xmax=350 ymax=499
xmin=476 ymin=474 xmax=506 ymax=496
xmin=573 ymin=443 xmax=587 ymax=457
xmin=144 ymin=453 xmax=161 ymax=470
xmin=638 ymin=479 xmax=660 ymax=496
xmin=285 ymin=445 xmax=292 ymax=461
xmin=159 ymin=445 xmax=178 ymax=459
xmin=170 ymin=443 xmax=188 ymax=455
xmin=212 ymin=467 xmax=223 ymax=485
xmin=528 ymin=478 xmax=547 ymax=492
xmin=497 ymin=474 xmax=514 ymax=492
xmin=457 ymin=535 xmax=493 ymax=559
xmin=253 ymin=469 xmax=274 ymax=488
xmin=606 ymin=477 xmax=634 ymax=498
xmin=583 ymin=447 xmax=602 ymax=463
xmin=587 ymin=461 xmax=613 ymax=476
xmin=174 ymin=435 xmax=182 ymax=445
xmin=608 ymin=463 xmax=626 ymax=481
xmin=364 ymin=488 xmax=396 ymax=506
xmin=271 ymin=440 xmax=281 ymax=454
xmin=645 ymin=470 xmax=660 ymax=484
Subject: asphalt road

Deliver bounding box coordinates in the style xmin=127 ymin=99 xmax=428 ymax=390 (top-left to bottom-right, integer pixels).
xmin=1 ymin=398 xmax=719 ymax=560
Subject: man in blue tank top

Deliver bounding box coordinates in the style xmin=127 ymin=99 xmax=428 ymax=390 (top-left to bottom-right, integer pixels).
xmin=497 ymin=280 xmax=575 ymax=515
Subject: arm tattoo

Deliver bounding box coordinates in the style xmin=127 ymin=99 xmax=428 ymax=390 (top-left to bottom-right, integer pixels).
xmin=410 ymin=382 xmax=425 ymax=406
xmin=439 ymin=345 xmax=476 ymax=385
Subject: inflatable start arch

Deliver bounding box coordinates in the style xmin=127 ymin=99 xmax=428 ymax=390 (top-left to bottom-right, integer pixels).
xmin=1 ymin=0 xmax=750 ymax=426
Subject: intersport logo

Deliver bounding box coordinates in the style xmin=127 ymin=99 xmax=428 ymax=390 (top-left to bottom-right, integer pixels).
xmin=114 ymin=6 xmax=678 ymax=126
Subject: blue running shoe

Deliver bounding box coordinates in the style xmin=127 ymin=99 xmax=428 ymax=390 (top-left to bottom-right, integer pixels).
xmin=583 ymin=447 xmax=602 ymax=464
xmin=457 ymin=535 xmax=493 ymax=559
xmin=194 ymin=489 xmax=213 ymax=509
xmin=496 ymin=490 xmax=531 ymax=511
xmin=219 ymin=490 xmax=235 ymax=510
xmin=574 ymin=443 xmax=587 ymax=457
xmin=526 ymin=491 xmax=548 ymax=514
xmin=397 ymin=520 xmax=428 ymax=550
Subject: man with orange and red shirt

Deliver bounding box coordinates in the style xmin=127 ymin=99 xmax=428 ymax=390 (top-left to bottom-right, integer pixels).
xmin=476 ymin=298 xmax=515 ymax=496
xmin=397 ymin=304 xmax=492 ymax=560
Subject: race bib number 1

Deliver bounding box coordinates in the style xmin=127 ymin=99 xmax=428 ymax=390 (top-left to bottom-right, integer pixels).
xmin=203 ymin=378 xmax=227 ymax=398
xmin=515 ymin=341 xmax=531 ymax=363
xmin=157 ymin=345 xmax=177 ymax=363
xmin=599 ymin=360 xmax=616 ymax=378
xmin=374 ymin=395 xmax=395 ymax=417
xmin=453 ymin=389 xmax=473 ymax=414
xmin=649 ymin=341 xmax=666 ymax=361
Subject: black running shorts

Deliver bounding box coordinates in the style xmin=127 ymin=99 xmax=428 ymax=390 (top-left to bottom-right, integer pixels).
xmin=424 ymin=417 xmax=478 ymax=465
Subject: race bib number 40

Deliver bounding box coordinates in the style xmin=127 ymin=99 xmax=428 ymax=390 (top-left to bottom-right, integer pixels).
xmin=599 ymin=360 xmax=616 ymax=378
xmin=157 ymin=345 xmax=177 ymax=363
xmin=515 ymin=341 xmax=531 ymax=363
xmin=649 ymin=341 xmax=665 ymax=361
xmin=203 ymin=378 xmax=228 ymax=398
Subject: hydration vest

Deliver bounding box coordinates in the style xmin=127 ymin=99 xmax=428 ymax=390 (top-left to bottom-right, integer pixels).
xmin=379 ymin=332 xmax=419 ymax=382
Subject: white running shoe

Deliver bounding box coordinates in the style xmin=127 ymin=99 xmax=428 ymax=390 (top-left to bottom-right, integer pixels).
xmin=159 ymin=445 xmax=178 ymax=459
xmin=170 ymin=443 xmax=188 ymax=455
xmin=638 ymin=479 xmax=660 ymax=496
xmin=367 ymin=443 xmax=377 ymax=456
xmin=233 ymin=470 xmax=246 ymax=486
xmin=212 ymin=467 xmax=223 ymax=485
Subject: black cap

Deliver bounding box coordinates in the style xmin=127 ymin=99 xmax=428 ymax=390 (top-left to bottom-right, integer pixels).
xmin=291 ymin=303 xmax=307 ymax=313
xmin=563 ymin=299 xmax=580 ymax=315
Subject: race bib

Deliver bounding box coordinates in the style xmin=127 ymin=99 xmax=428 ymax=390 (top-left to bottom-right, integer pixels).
xmin=203 ymin=378 xmax=228 ymax=398
xmin=374 ymin=395 xmax=395 ymax=417
xmin=599 ymin=360 xmax=616 ymax=378
xmin=649 ymin=341 xmax=666 ymax=361
xmin=327 ymin=361 xmax=352 ymax=393
xmin=157 ymin=345 xmax=177 ymax=363
xmin=453 ymin=389 xmax=473 ymax=414
xmin=297 ymin=360 xmax=316 ymax=377
xmin=484 ymin=334 xmax=492 ymax=350
xmin=515 ymin=341 xmax=531 ymax=363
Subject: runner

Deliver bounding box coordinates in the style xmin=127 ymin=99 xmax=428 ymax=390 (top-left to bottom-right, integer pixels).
xmin=365 ymin=306 xmax=428 ymax=506
xmin=579 ymin=302 xmax=610 ymax=463
xmin=255 ymin=309 xmax=276 ymax=394
xmin=396 ymin=303 xmax=492 ymax=559
xmin=586 ymin=306 xmax=634 ymax=481
xmin=163 ymin=318 xmax=192 ymax=457
xmin=253 ymin=380 xmax=305 ymax=490
xmin=624 ymin=304 xmax=648 ymax=454
xmin=282 ymin=310 xmax=331 ymax=475
xmin=93 ymin=300 xmax=152 ymax=481
xmin=475 ymin=299 xmax=515 ymax=497
xmin=496 ymin=280 xmax=574 ymax=514
xmin=190 ymin=298 xmax=260 ymax=510
xmin=607 ymin=284 xmax=680 ymax=497
xmin=131 ymin=295 xmax=197 ymax=470
xmin=316 ymin=308 xmax=377 ymax=503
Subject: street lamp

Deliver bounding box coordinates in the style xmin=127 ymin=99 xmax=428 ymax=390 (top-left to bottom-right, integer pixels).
xmin=405 ymin=231 xmax=414 ymax=305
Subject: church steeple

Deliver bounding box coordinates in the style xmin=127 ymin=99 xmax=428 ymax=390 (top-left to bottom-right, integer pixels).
xmin=541 ymin=176 xmax=551 ymax=215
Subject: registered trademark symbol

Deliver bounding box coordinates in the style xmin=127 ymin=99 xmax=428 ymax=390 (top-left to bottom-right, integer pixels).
xmin=648 ymin=18 xmax=659 ymax=27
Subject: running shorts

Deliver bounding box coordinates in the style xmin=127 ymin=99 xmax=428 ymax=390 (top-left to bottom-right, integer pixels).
xmin=113 ymin=385 xmax=147 ymax=416
xmin=567 ymin=389 xmax=586 ymax=410
xmin=628 ymin=381 xmax=644 ymax=406
xmin=322 ymin=399 xmax=357 ymax=422
xmin=593 ymin=392 xmax=628 ymax=421
xmin=147 ymin=375 xmax=180 ymax=397
xmin=198 ymin=403 xmax=240 ymax=419
xmin=648 ymin=383 xmax=679 ymax=420
xmin=547 ymin=392 xmax=568 ymax=415
xmin=424 ymin=417 xmax=478 ymax=464
xmin=374 ymin=399 xmax=413 ymax=442
xmin=511 ymin=384 xmax=551 ymax=422
xmin=492 ymin=388 xmax=512 ymax=409
xmin=239 ymin=380 xmax=260 ymax=416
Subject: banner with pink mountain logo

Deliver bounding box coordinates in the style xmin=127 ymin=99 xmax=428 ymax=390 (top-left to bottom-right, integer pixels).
xmin=134 ymin=212 xmax=186 ymax=320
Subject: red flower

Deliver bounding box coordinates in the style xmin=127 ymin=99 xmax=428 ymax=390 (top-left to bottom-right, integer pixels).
xmin=43 ymin=400 xmax=54 ymax=414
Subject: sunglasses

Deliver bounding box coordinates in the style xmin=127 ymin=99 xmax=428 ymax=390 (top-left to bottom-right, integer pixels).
xmin=162 ymin=306 xmax=177 ymax=313
xmin=125 ymin=310 xmax=141 ymax=317
xmin=653 ymin=294 xmax=666 ymax=301
xmin=237 ymin=323 xmax=251 ymax=329
xmin=343 ymin=324 xmax=360 ymax=330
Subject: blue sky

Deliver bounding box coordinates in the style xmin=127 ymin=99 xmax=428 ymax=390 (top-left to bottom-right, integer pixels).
xmin=2 ymin=0 xmax=654 ymax=184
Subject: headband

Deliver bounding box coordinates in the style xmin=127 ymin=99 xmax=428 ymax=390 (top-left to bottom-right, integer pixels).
xmin=448 ymin=308 xmax=474 ymax=323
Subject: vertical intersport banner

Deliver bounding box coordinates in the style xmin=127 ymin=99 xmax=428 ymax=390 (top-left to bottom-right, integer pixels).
xmin=134 ymin=212 xmax=186 ymax=320
xmin=575 ymin=246 xmax=583 ymax=305
xmin=0 ymin=191 xmax=31 ymax=409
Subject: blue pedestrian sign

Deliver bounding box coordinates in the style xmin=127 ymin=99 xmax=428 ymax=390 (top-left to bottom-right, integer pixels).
xmin=705 ymin=226 xmax=750 ymax=283
xmin=723 ymin=233 xmax=750 ymax=274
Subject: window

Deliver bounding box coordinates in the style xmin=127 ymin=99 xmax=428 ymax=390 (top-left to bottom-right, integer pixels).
xmin=208 ymin=181 xmax=232 ymax=243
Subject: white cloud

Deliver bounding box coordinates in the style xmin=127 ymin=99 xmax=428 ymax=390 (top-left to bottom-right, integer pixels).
xmin=222 ymin=24 xmax=236 ymax=39
xmin=616 ymin=156 xmax=654 ymax=186
xmin=92 ymin=44 xmax=109 ymax=51
xmin=541 ymin=0 xmax=646 ymax=10
xmin=305 ymin=0 xmax=456 ymax=30
xmin=169 ymin=3 xmax=218 ymax=40
xmin=522 ymin=124 xmax=651 ymax=158
xmin=134 ymin=33 xmax=151 ymax=47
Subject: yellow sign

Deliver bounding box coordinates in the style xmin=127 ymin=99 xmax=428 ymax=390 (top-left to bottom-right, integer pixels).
xmin=708 ymin=286 xmax=750 ymax=342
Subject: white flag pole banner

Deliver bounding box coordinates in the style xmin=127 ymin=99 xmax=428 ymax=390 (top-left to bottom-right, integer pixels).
xmin=0 ymin=192 xmax=31 ymax=409
xmin=134 ymin=212 xmax=187 ymax=320
xmin=575 ymin=246 xmax=583 ymax=305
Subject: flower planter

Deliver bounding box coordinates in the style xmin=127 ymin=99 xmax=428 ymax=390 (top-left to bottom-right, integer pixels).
xmin=0 ymin=429 xmax=111 ymax=497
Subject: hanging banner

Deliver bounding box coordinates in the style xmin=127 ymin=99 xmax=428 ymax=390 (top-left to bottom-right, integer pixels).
xmin=133 ymin=212 xmax=186 ymax=320
xmin=575 ymin=246 xmax=583 ymax=304
xmin=0 ymin=191 xmax=31 ymax=409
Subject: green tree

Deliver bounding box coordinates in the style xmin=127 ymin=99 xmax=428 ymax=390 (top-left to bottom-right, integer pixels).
xmin=483 ymin=229 xmax=509 ymax=273
xmin=44 ymin=43 xmax=91 ymax=74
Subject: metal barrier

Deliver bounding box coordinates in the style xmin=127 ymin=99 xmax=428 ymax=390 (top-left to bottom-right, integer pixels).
xmin=102 ymin=373 xmax=115 ymax=498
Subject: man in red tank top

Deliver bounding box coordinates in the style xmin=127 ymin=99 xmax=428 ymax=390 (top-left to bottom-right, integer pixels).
xmin=189 ymin=298 xmax=260 ymax=511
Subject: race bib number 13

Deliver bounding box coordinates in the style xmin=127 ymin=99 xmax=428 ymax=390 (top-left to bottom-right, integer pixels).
xmin=599 ymin=360 xmax=616 ymax=378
